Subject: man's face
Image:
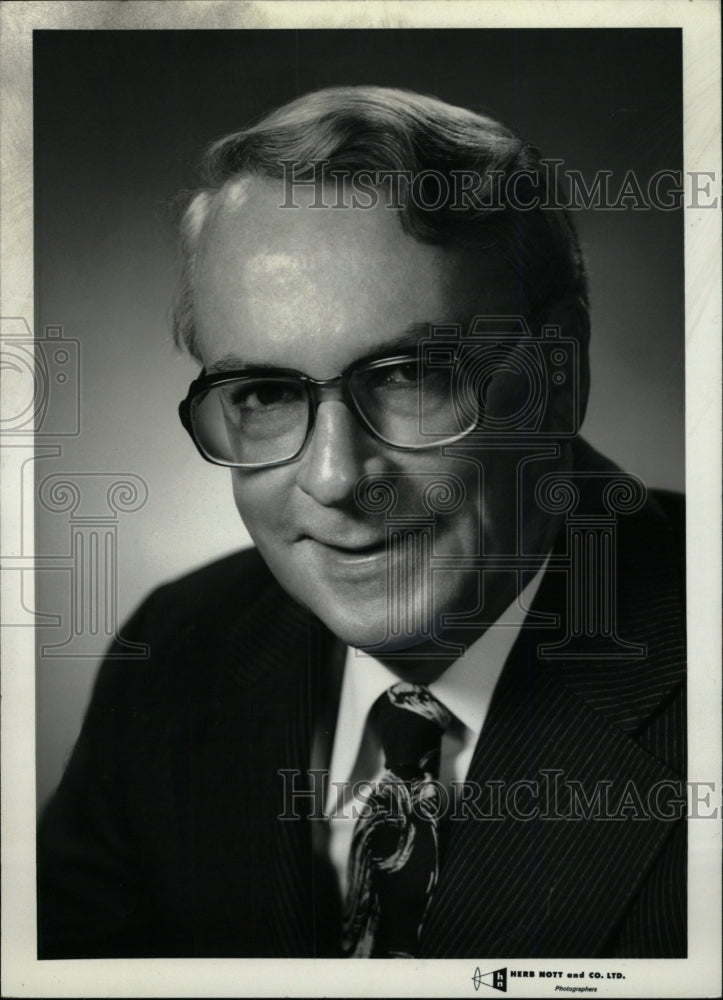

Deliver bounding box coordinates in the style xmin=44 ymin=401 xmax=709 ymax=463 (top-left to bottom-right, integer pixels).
xmin=192 ymin=177 xmax=561 ymax=652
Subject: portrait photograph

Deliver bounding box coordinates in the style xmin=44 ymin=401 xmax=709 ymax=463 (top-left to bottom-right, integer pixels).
xmin=1 ymin=2 xmax=720 ymax=997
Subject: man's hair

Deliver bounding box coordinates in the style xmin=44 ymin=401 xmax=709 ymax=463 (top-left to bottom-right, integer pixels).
xmin=172 ymin=86 xmax=589 ymax=362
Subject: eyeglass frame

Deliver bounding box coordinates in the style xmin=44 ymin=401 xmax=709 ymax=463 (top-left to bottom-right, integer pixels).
xmin=178 ymin=351 xmax=484 ymax=469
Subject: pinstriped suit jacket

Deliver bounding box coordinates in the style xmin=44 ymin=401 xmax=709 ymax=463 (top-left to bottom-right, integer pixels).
xmin=37 ymin=441 xmax=686 ymax=959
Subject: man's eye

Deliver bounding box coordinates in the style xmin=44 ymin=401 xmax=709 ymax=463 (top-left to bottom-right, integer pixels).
xmin=375 ymin=362 xmax=422 ymax=389
xmin=227 ymin=382 xmax=300 ymax=412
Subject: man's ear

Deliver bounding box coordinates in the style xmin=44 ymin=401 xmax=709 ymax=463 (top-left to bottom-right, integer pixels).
xmin=542 ymin=291 xmax=591 ymax=437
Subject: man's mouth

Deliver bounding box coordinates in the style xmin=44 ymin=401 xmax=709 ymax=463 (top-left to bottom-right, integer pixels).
xmin=304 ymin=534 xmax=388 ymax=556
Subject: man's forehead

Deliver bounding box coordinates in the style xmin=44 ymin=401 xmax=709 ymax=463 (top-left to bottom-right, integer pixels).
xmin=193 ymin=174 xmax=522 ymax=373
xmin=201 ymin=174 xmax=438 ymax=263
xmin=198 ymin=175 xmax=514 ymax=296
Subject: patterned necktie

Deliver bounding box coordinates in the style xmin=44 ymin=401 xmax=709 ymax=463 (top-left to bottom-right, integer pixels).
xmin=342 ymin=682 xmax=451 ymax=958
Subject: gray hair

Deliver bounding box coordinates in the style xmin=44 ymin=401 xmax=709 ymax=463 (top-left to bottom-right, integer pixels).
xmin=172 ymin=86 xmax=589 ymax=362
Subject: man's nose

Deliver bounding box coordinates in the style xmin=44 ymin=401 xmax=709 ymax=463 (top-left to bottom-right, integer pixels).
xmin=295 ymin=399 xmax=372 ymax=507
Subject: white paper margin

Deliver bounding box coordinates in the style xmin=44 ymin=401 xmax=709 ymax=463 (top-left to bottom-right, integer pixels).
xmin=1 ymin=2 xmax=720 ymax=997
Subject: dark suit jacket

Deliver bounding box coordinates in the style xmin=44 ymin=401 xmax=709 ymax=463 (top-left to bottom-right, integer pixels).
xmin=37 ymin=441 xmax=686 ymax=959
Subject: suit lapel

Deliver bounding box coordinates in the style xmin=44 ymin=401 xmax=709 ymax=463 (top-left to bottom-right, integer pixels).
xmin=421 ymin=485 xmax=686 ymax=958
xmin=215 ymin=578 xmax=343 ymax=956
xmin=421 ymin=641 xmax=684 ymax=956
xmin=174 ymin=574 xmax=333 ymax=956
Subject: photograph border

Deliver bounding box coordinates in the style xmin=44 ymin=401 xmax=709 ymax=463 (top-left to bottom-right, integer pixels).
xmin=1 ymin=2 xmax=720 ymax=997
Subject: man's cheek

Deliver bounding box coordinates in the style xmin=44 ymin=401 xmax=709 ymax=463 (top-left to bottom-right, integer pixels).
xmin=232 ymin=473 xmax=285 ymax=532
xmin=436 ymin=454 xmax=510 ymax=552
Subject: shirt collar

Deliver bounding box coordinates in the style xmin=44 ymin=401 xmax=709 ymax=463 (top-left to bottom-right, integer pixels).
xmin=331 ymin=558 xmax=549 ymax=783
xmin=329 ymin=649 xmax=400 ymax=789
xmin=429 ymin=560 xmax=548 ymax=739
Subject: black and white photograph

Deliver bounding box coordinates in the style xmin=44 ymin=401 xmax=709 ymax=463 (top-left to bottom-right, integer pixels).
xmin=1 ymin=2 xmax=720 ymax=997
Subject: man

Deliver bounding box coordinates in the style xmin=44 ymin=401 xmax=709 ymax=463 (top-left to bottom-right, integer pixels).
xmin=37 ymin=87 xmax=686 ymax=959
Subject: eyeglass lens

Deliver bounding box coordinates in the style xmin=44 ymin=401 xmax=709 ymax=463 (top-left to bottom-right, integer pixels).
xmin=190 ymin=358 xmax=481 ymax=467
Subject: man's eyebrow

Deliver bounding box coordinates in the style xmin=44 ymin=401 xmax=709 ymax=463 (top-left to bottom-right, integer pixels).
xmin=346 ymin=324 xmax=437 ymax=367
xmin=204 ymin=323 xmax=441 ymax=375
xmin=206 ymin=355 xmax=285 ymax=374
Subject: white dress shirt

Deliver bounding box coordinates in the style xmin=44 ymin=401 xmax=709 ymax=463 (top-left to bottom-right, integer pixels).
xmin=325 ymin=563 xmax=548 ymax=898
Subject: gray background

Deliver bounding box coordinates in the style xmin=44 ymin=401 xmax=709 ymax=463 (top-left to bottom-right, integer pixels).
xmin=34 ymin=29 xmax=684 ymax=808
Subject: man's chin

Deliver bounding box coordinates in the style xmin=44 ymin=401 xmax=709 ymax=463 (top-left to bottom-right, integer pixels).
xmin=311 ymin=602 xmax=446 ymax=656
xmin=294 ymin=573 xmax=479 ymax=654
xmin=313 ymin=613 xmax=397 ymax=652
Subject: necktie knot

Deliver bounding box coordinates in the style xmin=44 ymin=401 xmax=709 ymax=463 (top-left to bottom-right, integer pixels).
xmin=376 ymin=682 xmax=450 ymax=781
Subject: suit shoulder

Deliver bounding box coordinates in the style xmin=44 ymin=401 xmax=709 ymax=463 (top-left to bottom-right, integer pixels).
xmin=91 ymin=547 xmax=282 ymax=721
xmin=648 ymin=488 xmax=685 ymax=535
xmin=151 ymin=546 xmax=273 ymax=610
xmin=107 ymin=547 xmax=278 ymax=669
xmin=635 ymin=487 xmax=685 ymax=567
xmin=573 ymin=439 xmax=685 ymax=544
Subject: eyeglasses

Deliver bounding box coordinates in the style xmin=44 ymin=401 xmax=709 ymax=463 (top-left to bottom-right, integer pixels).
xmin=178 ymin=352 xmax=485 ymax=469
